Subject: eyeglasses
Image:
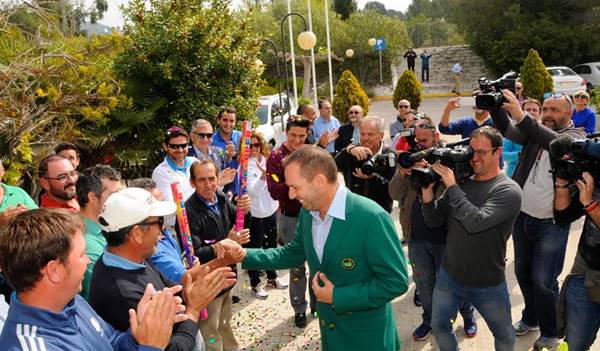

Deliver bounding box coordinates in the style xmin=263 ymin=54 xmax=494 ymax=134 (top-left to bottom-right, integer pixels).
xmin=543 ymin=92 xmax=573 ymax=109
xmin=139 ymin=217 xmax=164 ymax=229
xmin=398 ymin=105 xmax=410 ymax=109
xmin=44 ymin=170 xmax=79 ymax=182
xmin=193 ymin=132 xmax=213 ymax=138
xmin=574 ymin=94 xmax=588 ymax=99
xmin=250 ymin=143 xmax=261 ymax=148
xmin=472 ymin=147 xmax=498 ymax=157
xmin=348 ymin=110 xmax=361 ymax=114
xmin=167 ymin=143 xmax=189 ymax=150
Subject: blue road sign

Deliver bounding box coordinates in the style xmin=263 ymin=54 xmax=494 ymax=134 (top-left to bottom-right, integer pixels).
xmin=374 ymin=37 xmax=386 ymax=51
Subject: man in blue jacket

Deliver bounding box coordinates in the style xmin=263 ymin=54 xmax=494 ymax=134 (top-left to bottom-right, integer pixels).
xmin=0 ymin=208 xmax=183 ymax=350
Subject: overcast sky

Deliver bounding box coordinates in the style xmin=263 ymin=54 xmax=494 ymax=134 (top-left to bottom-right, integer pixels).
xmin=93 ymin=0 xmax=411 ymax=28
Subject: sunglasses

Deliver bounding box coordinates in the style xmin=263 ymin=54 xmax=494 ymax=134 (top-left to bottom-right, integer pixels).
xmin=167 ymin=143 xmax=189 ymax=150
xmin=348 ymin=111 xmax=361 ymax=114
xmin=398 ymin=105 xmax=410 ymax=109
xmin=193 ymin=132 xmax=213 ymax=138
xmin=574 ymin=94 xmax=588 ymax=99
xmin=139 ymin=217 xmax=164 ymax=229
xmin=415 ymin=123 xmax=435 ymax=130
xmin=543 ymin=92 xmax=572 ymax=109
xmin=250 ymin=143 xmax=261 ymax=148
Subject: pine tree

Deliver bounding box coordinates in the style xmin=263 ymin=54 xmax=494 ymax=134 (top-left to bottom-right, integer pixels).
xmin=333 ymin=0 xmax=357 ymax=21
xmin=332 ymin=70 xmax=369 ymax=123
xmin=519 ymin=49 xmax=553 ymax=102
xmin=393 ymin=70 xmax=422 ymax=110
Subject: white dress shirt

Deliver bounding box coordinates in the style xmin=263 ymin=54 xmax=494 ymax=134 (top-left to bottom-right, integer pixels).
xmin=309 ymin=185 xmax=347 ymax=263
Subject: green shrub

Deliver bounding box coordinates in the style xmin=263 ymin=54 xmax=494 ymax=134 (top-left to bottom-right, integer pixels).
xmin=393 ymin=70 xmax=422 ymax=110
xmin=259 ymin=85 xmax=280 ymax=96
xmin=297 ymin=96 xmax=312 ymax=107
xmin=332 ymin=70 xmax=369 ymax=123
xmin=519 ymin=48 xmax=553 ymax=102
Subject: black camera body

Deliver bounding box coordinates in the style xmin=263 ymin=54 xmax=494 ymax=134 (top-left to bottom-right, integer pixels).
xmin=475 ymin=71 xmax=518 ymax=111
xmin=550 ymin=134 xmax=600 ymax=183
xmin=360 ymin=152 xmax=396 ymax=177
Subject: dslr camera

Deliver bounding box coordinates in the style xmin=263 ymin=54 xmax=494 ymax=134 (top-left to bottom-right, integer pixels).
xmin=399 ymin=139 xmax=474 ymax=187
xmin=475 ymin=71 xmax=518 ymax=111
xmin=360 ymin=152 xmax=396 ymax=177
xmin=550 ymin=134 xmax=600 ymax=183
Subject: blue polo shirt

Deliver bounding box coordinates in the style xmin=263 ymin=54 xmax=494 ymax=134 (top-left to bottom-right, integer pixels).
xmin=313 ymin=116 xmax=341 ymax=153
xmin=150 ymin=229 xmax=187 ymax=283
xmin=212 ymin=130 xmax=242 ymax=169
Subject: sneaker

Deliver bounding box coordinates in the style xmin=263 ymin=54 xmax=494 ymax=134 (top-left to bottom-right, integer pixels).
xmin=533 ymin=336 xmax=557 ymax=351
xmin=267 ymin=277 xmax=288 ymax=289
xmin=513 ymin=320 xmax=540 ymax=336
xmin=294 ymin=312 xmax=307 ymax=328
xmin=251 ymin=285 xmax=268 ymax=299
xmin=413 ymin=290 xmax=422 ymax=307
xmin=413 ymin=323 xmax=432 ymax=341
xmin=464 ymin=318 xmax=477 ymax=338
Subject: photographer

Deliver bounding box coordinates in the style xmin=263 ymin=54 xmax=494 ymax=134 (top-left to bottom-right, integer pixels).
xmin=335 ymin=116 xmax=396 ymax=213
xmin=421 ymin=126 xmax=522 ymax=351
xmin=490 ymin=89 xmax=585 ymax=350
xmin=388 ymin=119 xmax=477 ymax=341
xmin=554 ymin=171 xmax=600 ymax=351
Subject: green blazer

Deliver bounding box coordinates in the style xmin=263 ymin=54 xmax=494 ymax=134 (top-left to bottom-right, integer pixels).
xmin=243 ymin=190 xmax=409 ymax=351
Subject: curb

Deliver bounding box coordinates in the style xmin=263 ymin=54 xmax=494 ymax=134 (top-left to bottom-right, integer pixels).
xmin=371 ymin=92 xmax=471 ymax=101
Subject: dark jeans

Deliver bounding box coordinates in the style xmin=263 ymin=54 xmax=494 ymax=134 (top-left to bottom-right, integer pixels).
xmin=565 ymin=274 xmax=600 ymax=351
xmin=408 ymin=240 xmax=474 ymax=326
xmin=432 ymin=268 xmax=515 ymax=351
xmin=248 ymin=213 xmax=278 ymax=287
xmin=421 ymin=65 xmax=429 ymax=82
xmin=513 ymin=212 xmax=570 ymax=338
xmin=408 ymin=62 xmax=415 ymax=72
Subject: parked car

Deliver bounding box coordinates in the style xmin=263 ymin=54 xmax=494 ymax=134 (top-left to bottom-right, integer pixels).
xmin=255 ymin=94 xmax=296 ymax=148
xmin=572 ymin=62 xmax=600 ymax=91
xmin=546 ymin=66 xmax=587 ymax=96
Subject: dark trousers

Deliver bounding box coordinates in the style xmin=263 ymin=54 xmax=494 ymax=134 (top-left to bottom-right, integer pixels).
xmin=408 ymin=62 xmax=415 ymax=72
xmin=248 ymin=213 xmax=278 ymax=287
xmin=513 ymin=212 xmax=570 ymax=338
xmin=422 ymin=65 xmax=430 ymax=82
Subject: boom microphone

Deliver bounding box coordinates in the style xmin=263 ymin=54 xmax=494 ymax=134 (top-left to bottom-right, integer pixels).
xmin=549 ymin=135 xmax=574 ymax=158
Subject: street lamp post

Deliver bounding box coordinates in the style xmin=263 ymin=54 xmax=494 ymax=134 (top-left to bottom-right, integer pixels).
xmin=280 ymin=12 xmax=317 ymax=117
xmin=261 ymin=38 xmax=284 ymax=115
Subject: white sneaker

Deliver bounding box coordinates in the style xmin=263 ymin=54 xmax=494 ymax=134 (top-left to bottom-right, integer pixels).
xmin=251 ymin=285 xmax=268 ymax=299
xmin=267 ymin=277 xmax=289 ymax=289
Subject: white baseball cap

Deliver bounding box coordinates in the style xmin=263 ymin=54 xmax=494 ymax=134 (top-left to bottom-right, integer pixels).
xmin=99 ymin=187 xmax=176 ymax=232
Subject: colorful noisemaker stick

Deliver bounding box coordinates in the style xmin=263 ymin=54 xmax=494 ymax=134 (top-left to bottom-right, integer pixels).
xmin=235 ymin=120 xmax=251 ymax=231
xmin=170 ymin=182 xmax=208 ymax=320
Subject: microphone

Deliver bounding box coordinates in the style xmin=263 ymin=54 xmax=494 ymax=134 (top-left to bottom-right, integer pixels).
xmin=549 ymin=135 xmax=574 ymax=158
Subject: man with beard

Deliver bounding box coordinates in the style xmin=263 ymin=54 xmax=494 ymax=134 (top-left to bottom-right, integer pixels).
xmin=38 ymin=155 xmax=80 ymax=212
xmin=243 ymin=145 xmax=408 ymax=350
xmin=491 ymin=90 xmax=585 ymax=350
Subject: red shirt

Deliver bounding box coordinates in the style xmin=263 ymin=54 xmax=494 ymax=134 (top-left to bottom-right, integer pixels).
xmin=40 ymin=193 xmax=80 ymax=212
xmin=266 ymin=143 xmax=302 ymax=217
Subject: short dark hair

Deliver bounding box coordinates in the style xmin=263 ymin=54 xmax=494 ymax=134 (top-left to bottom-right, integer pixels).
xmin=285 ymin=115 xmax=311 ymax=132
xmin=297 ymin=104 xmax=309 ymax=115
xmin=128 ymin=178 xmax=157 ymax=192
xmin=0 ymin=209 xmax=84 ymax=292
xmin=283 ymin=145 xmax=337 ymax=184
xmin=163 ymin=126 xmax=189 ymax=145
xmin=76 ymin=165 xmax=122 ymax=208
xmin=102 ymin=225 xmax=133 ymax=247
xmin=318 ymin=98 xmax=331 ymax=109
xmin=471 ymin=126 xmax=503 ymax=148
xmin=38 ymin=154 xmax=69 ymax=177
xmin=190 ymin=159 xmax=219 ymax=181
xmin=54 ymin=142 xmax=80 ymax=156
xmin=218 ymin=106 xmax=237 ymax=119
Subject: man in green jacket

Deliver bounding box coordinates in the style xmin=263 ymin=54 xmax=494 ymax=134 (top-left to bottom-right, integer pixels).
xmin=242 ymin=145 xmax=409 ymax=350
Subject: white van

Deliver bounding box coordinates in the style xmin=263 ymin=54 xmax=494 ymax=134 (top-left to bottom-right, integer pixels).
xmin=255 ymin=94 xmax=296 ymax=148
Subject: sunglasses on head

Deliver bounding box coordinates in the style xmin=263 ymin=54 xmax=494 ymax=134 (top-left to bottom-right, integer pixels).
xmin=167 ymin=143 xmax=188 ymax=150
xmin=288 ymin=116 xmax=311 ymax=127
xmin=543 ymin=92 xmax=573 ymax=109
xmin=194 ymin=132 xmax=213 ymax=138
xmin=166 ymin=126 xmax=183 ymax=135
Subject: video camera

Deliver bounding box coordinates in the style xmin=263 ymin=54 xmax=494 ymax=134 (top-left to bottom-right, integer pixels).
xmin=550 ymin=133 xmax=600 ymax=183
xmin=475 ymin=71 xmax=518 ymax=111
xmin=358 ymin=152 xmax=396 ymax=177
xmin=397 ymin=138 xmax=474 ymax=188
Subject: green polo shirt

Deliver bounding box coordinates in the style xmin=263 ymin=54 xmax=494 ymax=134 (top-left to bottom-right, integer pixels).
xmin=81 ymin=216 xmax=106 ymax=300
xmin=0 ymin=183 xmax=37 ymax=212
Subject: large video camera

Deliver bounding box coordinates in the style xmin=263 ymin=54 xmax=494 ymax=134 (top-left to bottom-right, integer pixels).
xmin=398 ymin=138 xmax=474 ymax=187
xmin=550 ymin=134 xmax=600 ymax=183
xmin=359 ymin=152 xmax=396 ymax=177
xmin=475 ymin=71 xmax=518 ymax=111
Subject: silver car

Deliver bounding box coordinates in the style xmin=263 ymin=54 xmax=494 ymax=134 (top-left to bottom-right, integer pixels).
xmin=572 ymin=62 xmax=600 ymax=91
xmin=546 ymin=66 xmax=587 ymax=96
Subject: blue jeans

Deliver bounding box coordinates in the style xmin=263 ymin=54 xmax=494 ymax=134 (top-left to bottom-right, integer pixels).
xmin=432 ymin=268 xmax=515 ymax=351
xmin=513 ymin=212 xmax=570 ymax=337
xmin=409 ymin=240 xmax=474 ymax=326
xmin=565 ymin=274 xmax=600 ymax=351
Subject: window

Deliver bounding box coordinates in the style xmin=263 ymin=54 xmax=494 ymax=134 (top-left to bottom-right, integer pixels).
xmin=256 ymin=105 xmax=268 ymax=124
xmin=574 ymin=65 xmax=591 ymax=74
